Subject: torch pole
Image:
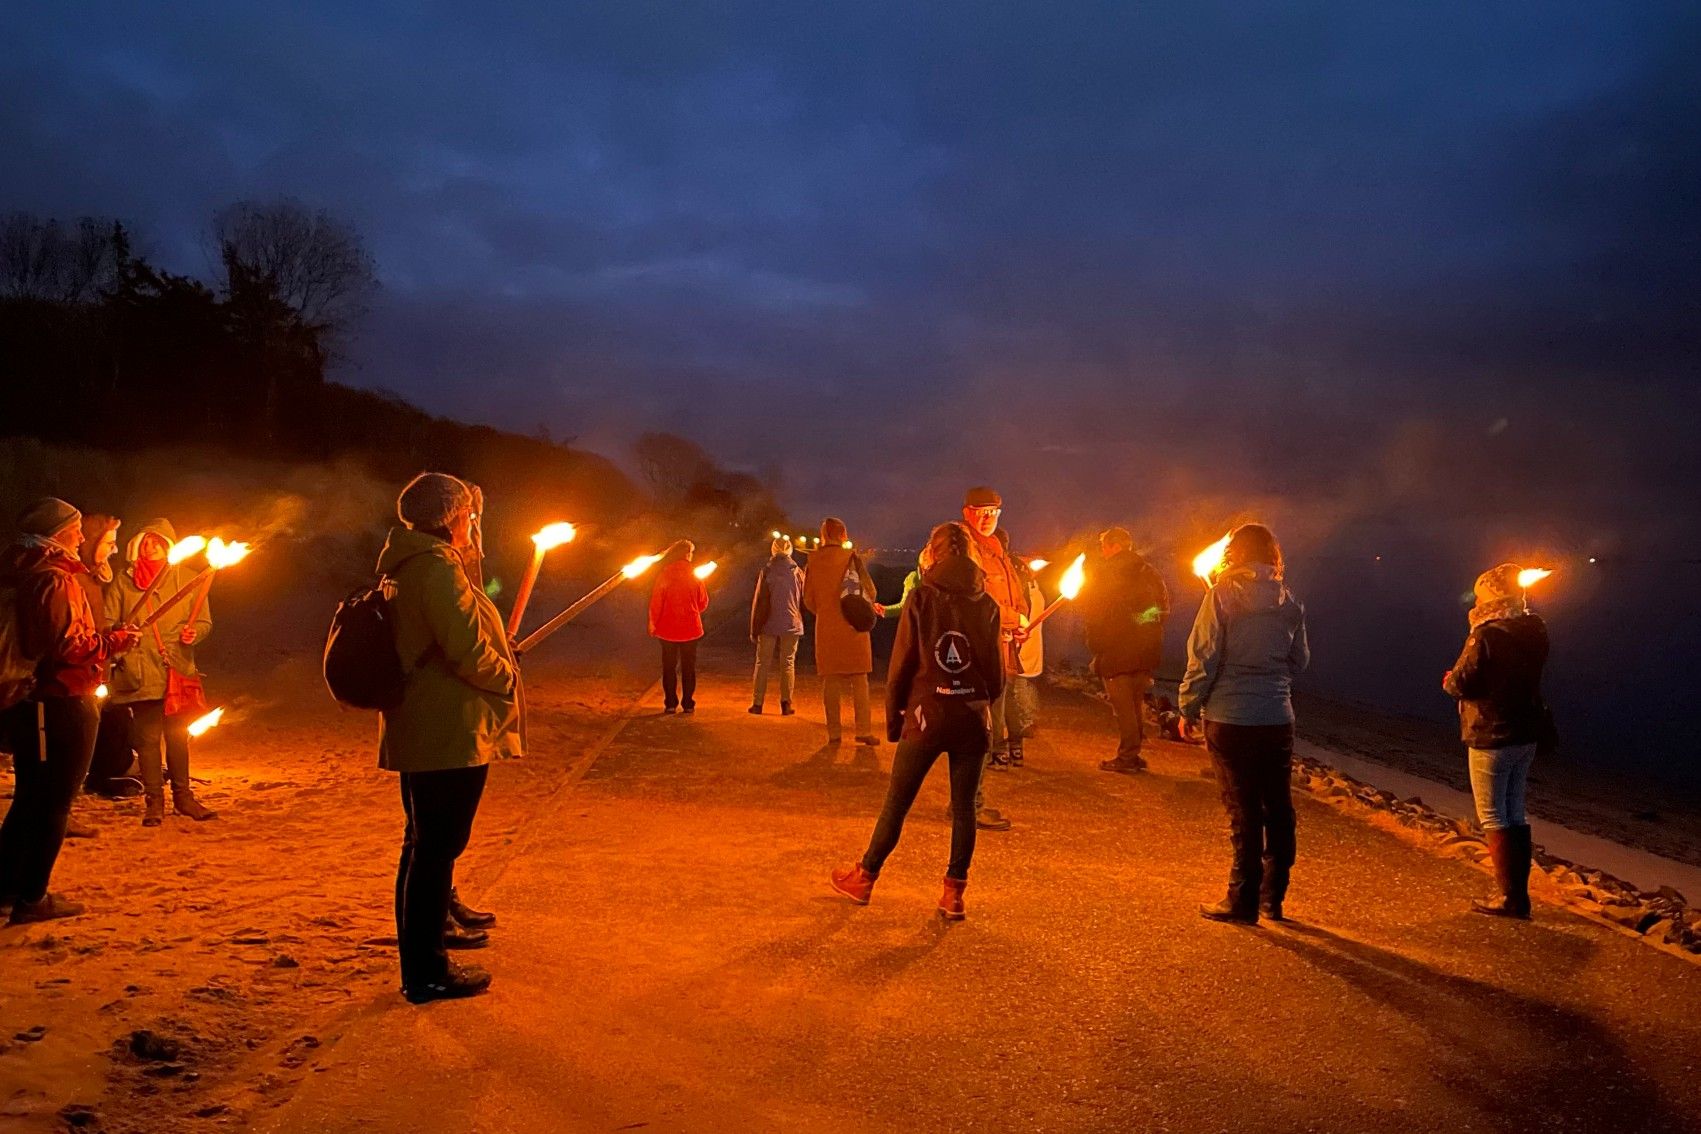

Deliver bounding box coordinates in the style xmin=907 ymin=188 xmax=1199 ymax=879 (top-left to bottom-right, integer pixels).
xmin=184 ymin=572 xmax=216 ymax=631
xmin=123 ymin=567 xmax=175 ymax=625
xmin=136 ymin=566 xmax=216 ymax=630
xmin=514 ymin=569 xmax=626 ymax=654
xmin=1024 ymin=596 xmax=1070 ymax=632
xmin=507 ymin=545 xmax=547 ymax=638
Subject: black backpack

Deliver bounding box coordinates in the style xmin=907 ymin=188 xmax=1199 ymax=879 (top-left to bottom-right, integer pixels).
xmin=323 ymin=578 xmax=407 ymax=711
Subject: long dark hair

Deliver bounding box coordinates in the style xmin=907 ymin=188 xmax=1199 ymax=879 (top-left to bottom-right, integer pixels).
xmin=1224 ymin=523 xmax=1283 ymax=579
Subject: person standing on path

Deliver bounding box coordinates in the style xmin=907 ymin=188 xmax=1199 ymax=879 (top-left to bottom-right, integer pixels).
xmin=749 ymin=536 xmax=803 ymax=715
xmin=649 ymin=541 xmax=709 ymax=714
xmin=1443 ymin=563 xmax=1552 ymax=920
xmin=1179 ymin=523 xmax=1309 ymax=925
xmin=75 ymin=514 xmax=140 ymax=799
xmin=960 ymin=487 xmax=1026 ymax=830
xmin=104 ymin=518 xmax=218 ymax=825
xmin=801 ymin=518 xmax=881 ymax=747
xmin=0 ymin=498 xmax=139 ymax=924
xmin=379 ymin=472 xmax=520 ymax=1003
xmin=832 ymin=522 xmax=1003 ymax=919
xmin=1081 ymin=527 xmax=1169 ymax=774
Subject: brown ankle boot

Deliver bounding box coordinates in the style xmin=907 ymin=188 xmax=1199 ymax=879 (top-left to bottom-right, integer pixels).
xmin=142 ymin=793 xmax=164 ymax=827
xmin=172 ymin=790 xmax=217 ymax=821
xmin=937 ymin=876 xmax=967 ymax=920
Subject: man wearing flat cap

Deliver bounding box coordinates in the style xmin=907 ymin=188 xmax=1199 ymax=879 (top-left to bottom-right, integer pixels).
xmin=0 ymin=498 xmax=140 ymax=924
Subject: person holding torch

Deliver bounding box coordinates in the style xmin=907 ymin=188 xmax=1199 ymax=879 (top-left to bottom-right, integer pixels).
xmin=1081 ymin=527 xmax=1170 ymax=775
xmin=1179 ymin=523 xmax=1309 ymax=925
xmin=1443 ymin=563 xmax=1554 ymax=920
xmin=959 ymin=487 xmax=1025 ymax=830
xmin=104 ymin=519 xmax=217 ymax=826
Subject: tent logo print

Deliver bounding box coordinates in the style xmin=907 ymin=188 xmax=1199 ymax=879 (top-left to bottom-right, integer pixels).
xmin=934 ymin=631 xmax=972 ymax=674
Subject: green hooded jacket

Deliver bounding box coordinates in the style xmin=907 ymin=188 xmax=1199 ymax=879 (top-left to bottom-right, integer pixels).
xmin=375 ymin=526 xmax=522 ymax=772
xmin=104 ymin=518 xmax=213 ymax=705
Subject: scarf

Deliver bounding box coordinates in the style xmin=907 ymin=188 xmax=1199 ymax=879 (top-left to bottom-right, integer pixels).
xmin=1468 ymin=595 xmax=1527 ymax=630
xmin=133 ymin=556 xmax=165 ymax=591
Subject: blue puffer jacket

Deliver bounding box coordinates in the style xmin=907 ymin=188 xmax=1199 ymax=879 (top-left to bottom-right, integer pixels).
xmin=1179 ymin=566 xmax=1310 ymax=726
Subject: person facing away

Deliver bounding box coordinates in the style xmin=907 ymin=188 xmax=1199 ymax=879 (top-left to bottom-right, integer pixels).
xmin=959 ymin=486 xmax=1025 ymax=829
xmin=103 ymin=518 xmax=218 ymax=824
xmin=801 ymin=517 xmax=881 ymax=747
xmin=1179 ymin=522 xmax=1309 ymax=925
xmin=649 ymin=541 xmax=709 ymax=714
xmin=75 ymin=515 xmax=140 ymax=800
xmin=1081 ymin=526 xmax=1169 ymax=775
xmin=831 ymin=521 xmax=1004 ymax=920
xmin=749 ymin=536 xmax=804 ymax=716
xmin=0 ymin=498 xmax=139 ymax=925
xmin=379 ymin=472 xmax=521 ymax=1004
xmin=1443 ymin=563 xmax=1552 ymax=920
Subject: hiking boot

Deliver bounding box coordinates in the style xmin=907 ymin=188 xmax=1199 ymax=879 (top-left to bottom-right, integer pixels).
xmin=681 ymin=703 xmax=696 ymax=715
xmin=830 ymin=863 xmax=876 ymax=905
xmin=1472 ymin=827 xmax=1532 ymax=919
xmin=748 ymin=704 xmax=763 ymax=715
xmin=443 ymin=919 xmax=490 ymax=949
xmin=1007 ymin=741 xmax=1024 ymax=768
xmin=853 ymin=735 xmax=879 ymax=747
xmin=975 ymin=808 xmax=1012 ymax=832
xmin=449 ymin=887 xmax=496 ymax=929
xmin=1260 ymin=865 xmax=1290 ymax=922
xmin=987 ymin=749 xmax=1011 ymax=769
xmin=1099 ymin=754 xmax=1148 ymax=775
xmin=1199 ymin=898 xmax=1258 ymax=925
xmin=937 ymin=876 xmax=967 ymax=920
xmin=780 ymin=702 xmax=795 ymax=716
xmin=403 ymin=962 xmax=491 ymax=1005
xmin=662 ymin=703 xmax=678 ymax=715
xmin=173 ymin=791 xmax=218 ymax=821
xmin=143 ymin=793 xmax=165 ymax=827
xmin=9 ymin=893 xmax=86 ymax=925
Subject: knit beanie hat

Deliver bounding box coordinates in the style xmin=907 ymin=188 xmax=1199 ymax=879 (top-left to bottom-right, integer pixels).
xmin=17 ymin=497 xmax=81 ymax=539
xmin=1473 ymin=563 xmax=1524 ymax=606
xmin=397 ymin=472 xmax=472 ymax=530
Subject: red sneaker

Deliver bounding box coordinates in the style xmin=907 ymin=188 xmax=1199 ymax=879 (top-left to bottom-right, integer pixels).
xmin=830 ymin=863 xmax=876 ymax=905
xmin=937 ymin=876 xmax=967 ymax=920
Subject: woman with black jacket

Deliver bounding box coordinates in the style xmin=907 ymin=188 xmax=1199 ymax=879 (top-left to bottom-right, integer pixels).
xmin=1443 ymin=563 xmax=1552 ymax=919
xmin=830 ymin=522 xmax=1004 ymax=920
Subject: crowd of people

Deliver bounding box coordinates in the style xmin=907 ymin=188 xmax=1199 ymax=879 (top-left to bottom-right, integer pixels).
xmin=0 ymin=475 xmax=1556 ymax=1004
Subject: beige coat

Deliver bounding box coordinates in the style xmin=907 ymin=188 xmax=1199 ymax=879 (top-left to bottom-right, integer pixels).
xmin=802 ymin=545 xmax=875 ymax=676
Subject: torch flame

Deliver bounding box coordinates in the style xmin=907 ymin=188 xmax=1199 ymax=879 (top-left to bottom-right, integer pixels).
xmin=693 ymin=561 xmax=718 ymax=580
xmin=1193 ymin=533 xmax=1232 ymax=582
xmin=1028 ymin=558 xmax=1049 ymax=571
xmin=205 ymin=537 xmax=251 ymax=569
xmin=167 ymin=535 xmax=208 ymax=565
xmin=531 ymin=522 xmax=577 ymax=551
xmin=186 ymin=707 xmax=224 ymax=737
xmin=621 ymin=554 xmax=663 ymax=579
xmin=1058 ymin=553 xmax=1087 ymax=601
xmin=95 ymin=683 xmax=108 ymax=699
xmin=1518 ymin=567 xmax=1552 ymax=589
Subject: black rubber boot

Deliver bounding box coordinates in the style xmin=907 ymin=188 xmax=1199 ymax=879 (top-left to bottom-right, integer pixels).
xmin=1260 ymin=863 xmax=1290 ymax=922
xmin=404 ymin=961 xmax=491 ymax=1005
xmin=443 ymin=918 xmax=490 ymax=949
xmin=449 ymin=886 xmax=496 ymax=929
xmin=1472 ymin=828 xmax=1532 ymax=919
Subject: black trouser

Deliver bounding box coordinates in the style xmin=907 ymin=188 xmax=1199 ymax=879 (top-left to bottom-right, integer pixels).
xmin=85 ymin=703 xmax=136 ymax=793
xmin=0 ymin=696 xmax=100 ymax=902
xmin=660 ymin=640 xmax=698 ymax=709
xmin=862 ymin=702 xmax=989 ymax=881
xmin=394 ymin=765 xmax=489 ymax=986
xmin=1205 ymin=721 xmax=1297 ymax=913
xmin=128 ymin=700 xmax=191 ymax=797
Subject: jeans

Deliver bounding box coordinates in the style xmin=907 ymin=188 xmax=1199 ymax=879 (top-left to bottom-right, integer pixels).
xmin=85 ymin=702 xmax=136 ymax=792
xmin=821 ymin=673 xmax=871 ymax=741
xmin=1104 ymin=671 xmax=1153 ymax=761
xmin=395 ymin=764 xmax=489 ymax=986
xmin=1205 ymin=721 xmax=1296 ymax=913
xmin=973 ymin=685 xmax=1010 ymax=812
xmin=752 ymin=632 xmax=801 ymax=707
xmin=862 ymin=704 xmax=988 ymax=880
xmin=661 ymin=640 xmax=699 ymax=709
xmin=0 ymin=697 xmax=100 ymax=902
xmin=1468 ymin=743 xmax=1535 ymax=831
xmin=1005 ymin=676 xmax=1038 ymax=740
xmin=127 ymin=700 xmax=193 ymax=797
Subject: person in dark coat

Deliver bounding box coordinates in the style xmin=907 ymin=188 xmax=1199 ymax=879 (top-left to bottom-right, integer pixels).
xmin=749 ymin=536 xmax=804 ymax=715
xmin=1443 ymin=563 xmax=1552 ymax=919
xmin=0 ymin=499 xmax=139 ymax=924
xmin=75 ymin=514 xmax=141 ymax=799
xmin=1179 ymin=523 xmax=1309 ymax=924
xmin=1081 ymin=527 xmax=1169 ymax=774
xmin=831 ymin=522 xmax=1004 ymax=920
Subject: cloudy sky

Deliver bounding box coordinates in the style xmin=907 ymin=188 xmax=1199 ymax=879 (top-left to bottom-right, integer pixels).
xmin=7 ymin=1 xmax=1698 ymax=551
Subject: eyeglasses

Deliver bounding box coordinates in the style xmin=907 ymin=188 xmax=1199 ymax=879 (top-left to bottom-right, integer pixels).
xmin=968 ymin=507 xmax=1002 ymax=518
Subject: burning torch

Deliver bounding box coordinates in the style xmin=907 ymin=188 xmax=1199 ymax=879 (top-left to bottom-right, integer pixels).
xmin=1192 ymin=533 xmax=1232 ymax=585
xmin=136 ymin=539 xmax=251 ymax=630
xmin=507 ymin=522 xmax=578 ymax=637
xmin=1023 ymin=553 xmax=1087 ymax=632
xmin=122 ymin=535 xmax=207 ymax=624
xmin=514 ymin=541 xmax=685 ymax=654
xmin=186 ymin=707 xmax=224 ymax=738
xmin=1518 ymin=567 xmax=1552 ymax=590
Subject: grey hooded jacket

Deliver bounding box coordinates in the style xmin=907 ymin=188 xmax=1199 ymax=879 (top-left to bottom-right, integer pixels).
xmin=1178 ymin=566 xmax=1310 ymax=726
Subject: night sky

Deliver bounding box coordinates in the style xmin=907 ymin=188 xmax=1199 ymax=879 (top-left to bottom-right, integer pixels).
xmin=7 ymin=2 xmax=1698 ymax=551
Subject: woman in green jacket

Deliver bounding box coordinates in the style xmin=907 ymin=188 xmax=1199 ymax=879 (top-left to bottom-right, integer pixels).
xmin=379 ymin=473 xmax=521 ymax=1004
xmin=104 ymin=518 xmax=216 ymax=825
